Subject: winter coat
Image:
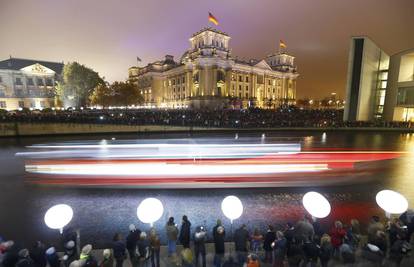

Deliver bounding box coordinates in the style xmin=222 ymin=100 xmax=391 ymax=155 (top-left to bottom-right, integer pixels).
xmin=330 ymin=227 xmax=346 ymax=248
xmin=166 ymin=224 xmax=179 ymax=241
xmin=295 ymin=220 xmax=314 ymax=241
xmin=213 ymin=225 xmax=225 ymax=254
xmin=233 ymin=228 xmax=249 ymax=252
xmin=136 ymin=239 xmax=150 ymax=259
xmin=179 ymin=221 xmax=191 ymax=246
xmin=112 ymin=240 xmax=126 ymax=260
xmin=30 ymin=246 xmax=47 ymax=267
xmin=302 ymin=241 xmax=320 ymax=262
xmin=126 ymin=230 xmax=140 ymax=253
xmin=263 ymin=230 xmax=276 ymax=251
xmin=149 ymin=235 xmax=161 ymax=251
xmin=273 ymin=238 xmax=287 ymax=260
xmin=16 ymin=257 xmax=35 ymax=267
xmin=319 ymin=242 xmax=333 ymax=262
xmin=45 ymin=252 xmax=60 ymax=267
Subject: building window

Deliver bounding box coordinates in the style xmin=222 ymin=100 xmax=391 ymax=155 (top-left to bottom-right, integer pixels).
xmin=268 ymin=80 xmax=271 ymax=85
xmin=15 ymin=77 xmax=22 ymax=85
xmin=46 ymin=78 xmax=53 ymax=86
xmin=0 ymin=90 xmax=5 ymax=97
xmin=27 ymin=78 xmax=34 ymax=86
xmin=15 ymin=89 xmax=23 ymax=97
xmin=18 ymin=101 xmax=25 ymax=108
xmin=239 ymin=76 xmax=242 ymax=82
xmin=246 ymin=85 xmax=249 ymax=91
xmin=40 ymin=101 xmax=46 ymax=108
xmin=245 ymin=77 xmax=249 ymax=82
xmin=0 ymin=101 xmax=6 ymax=108
xmin=30 ymin=102 xmax=35 ymax=108
xmin=239 ymin=85 xmax=242 ymax=91
xmin=37 ymin=78 xmax=44 ymax=86
xmin=182 ymin=77 xmax=185 ymax=83
xmin=245 ymin=93 xmax=248 ymax=98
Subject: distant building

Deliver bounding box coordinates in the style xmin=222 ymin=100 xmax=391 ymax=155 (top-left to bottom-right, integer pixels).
xmin=128 ymin=27 xmax=299 ymax=109
xmin=0 ymin=57 xmax=63 ymax=110
xmin=344 ymin=37 xmax=414 ymax=122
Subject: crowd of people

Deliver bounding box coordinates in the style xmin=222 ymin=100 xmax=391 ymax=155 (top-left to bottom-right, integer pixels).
xmin=1 ymin=213 xmax=414 ymax=267
xmin=0 ymin=107 xmax=412 ymax=129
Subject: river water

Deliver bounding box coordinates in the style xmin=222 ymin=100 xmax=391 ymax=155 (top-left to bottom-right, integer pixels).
xmin=0 ymin=131 xmax=414 ymax=248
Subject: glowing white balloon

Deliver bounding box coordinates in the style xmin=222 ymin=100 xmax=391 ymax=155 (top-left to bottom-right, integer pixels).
xmin=44 ymin=204 xmax=73 ymax=232
xmin=376 ymin=190 xmax=408 ymax=215
xmin=221 ymin=196 xmax=243 ymax=223
xmin=137 ymin=198 xmax=164 ymax=226
xmin=302 ymin=192 xmax=331 ymax=218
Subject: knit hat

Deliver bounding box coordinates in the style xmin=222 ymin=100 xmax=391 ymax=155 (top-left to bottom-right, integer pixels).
xmin=103 ymin=249 xmax=111 ymax=259
xmin=65 ymin=240 xmax=75 ymax=249
xmin=46 ymin=247 xmax=56 ymax=255
xmin=18 ymin=249 xmax=29 ymax=258
xmin=81 ymin=244 xmax=92 ymax=255
xmin=129 ymin=224 xmax=136 ymax=231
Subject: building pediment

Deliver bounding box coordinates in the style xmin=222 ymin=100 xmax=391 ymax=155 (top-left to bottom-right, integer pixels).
xmin=20 ymin=63 xmax=56 ymax=75
xmin=254 ymin=60 xmax=273 ymax=70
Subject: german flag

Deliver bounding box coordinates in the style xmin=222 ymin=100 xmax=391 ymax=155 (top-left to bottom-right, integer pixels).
xmin=279 ymin=40 xmax=287 ymax=49
xmin=208 ymin=12 xmax=219 ymax=26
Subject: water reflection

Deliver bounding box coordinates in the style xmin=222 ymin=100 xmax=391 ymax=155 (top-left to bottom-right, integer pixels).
xmin=0 ymin=131 xmax=414 ymax=247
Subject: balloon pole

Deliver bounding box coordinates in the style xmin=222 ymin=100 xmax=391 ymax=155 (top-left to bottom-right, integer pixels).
xmin=76 ymin=229 xmax=81 ymax=257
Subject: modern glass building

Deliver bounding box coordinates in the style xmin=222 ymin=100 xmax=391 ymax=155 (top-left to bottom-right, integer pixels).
xmin=343 ymin=37 xmax=389 ymax=121
xmin=344 ymin=37 xmax=414 ymax=122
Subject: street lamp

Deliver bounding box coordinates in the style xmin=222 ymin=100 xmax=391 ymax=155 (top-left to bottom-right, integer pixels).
xmin=376 ymin=190 xmax=408 ymax=218
xmin=137 ymin=198 xmax=164 ymax=227
xmin=302 ymin=192 xmax=331 ymax=218
xmin=44 ymin=204 xmax=73 ymax=234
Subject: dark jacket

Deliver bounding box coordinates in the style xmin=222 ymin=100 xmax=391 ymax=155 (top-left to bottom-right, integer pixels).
xmin=136 ymin=239 xmax=150 ymax=259
xmin=273 ymin=238 xmax=287 ymax=260
xmin=263 ymin=230 xmax=276 ymax=251
xmin=179 ymin=221 xmax=191 ymax=246
xmin=16 ymin=257 xmax=35 ymax=267
xmin=166 ymin=224 xmax=179 ymax=241
xmin=126 ymin=230 xmax=140 ymax=253
xmin=233 ymin=227 xmax=249 ymax=252
xmin=319 ymin=242 xmax=333 ymax=262
xmin=112 ymin=240 xmax=126 ymax=260
xmin=30 ymin=245 xmax=47 ymax=267
xmin=213 ymin=225 xmax=225 ymax=254
xmin=303 ymin=241 xmax=320 ymax=262
xmin=194 ymin=229 xmax=207 ymax=248
xmin=45 ymin=252 xmax=59 ymax=267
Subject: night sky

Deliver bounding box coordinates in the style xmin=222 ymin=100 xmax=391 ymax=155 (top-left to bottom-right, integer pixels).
xmin=1 ymin=0 xmax=413 ymax=99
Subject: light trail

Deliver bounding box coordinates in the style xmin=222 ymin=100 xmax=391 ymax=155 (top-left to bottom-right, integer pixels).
xmin=17 ymin=139 xmax=404 ymax=187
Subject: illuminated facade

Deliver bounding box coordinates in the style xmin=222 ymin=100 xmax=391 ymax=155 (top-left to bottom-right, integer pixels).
xmin=0 ymin=58 xmax=63 ymax=110
xmin=344 ymin=37 xmax=414 ymax=122
xmin=128 ymin=27 xmax=298 ymax=109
